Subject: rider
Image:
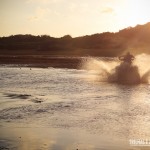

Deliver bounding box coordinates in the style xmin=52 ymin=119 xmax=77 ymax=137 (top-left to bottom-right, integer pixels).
xmin=119 ymin=52 xmax=134 ymax=64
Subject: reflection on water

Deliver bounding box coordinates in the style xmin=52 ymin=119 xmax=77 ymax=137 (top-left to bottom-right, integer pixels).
xmin=0 ymin=127 xmax=129 ymax=150
xmin=0 ymin=64 xmax=150 ymax=150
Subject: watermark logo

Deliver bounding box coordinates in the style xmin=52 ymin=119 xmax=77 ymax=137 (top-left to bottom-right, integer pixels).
xmin=129 ymin=139 xmax=150 ymax=146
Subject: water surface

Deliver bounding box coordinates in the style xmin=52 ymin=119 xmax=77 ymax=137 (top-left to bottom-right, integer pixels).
xmin=0 ymin=64 xmax=150 ymax=150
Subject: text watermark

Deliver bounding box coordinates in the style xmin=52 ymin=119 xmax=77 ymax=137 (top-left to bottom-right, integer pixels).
xmin=129 ymin=139 xmax=150 ymax=146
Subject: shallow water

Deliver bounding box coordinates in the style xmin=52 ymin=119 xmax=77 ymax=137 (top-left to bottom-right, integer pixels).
xmin=0 ymin=63 xmax=150 ymax=150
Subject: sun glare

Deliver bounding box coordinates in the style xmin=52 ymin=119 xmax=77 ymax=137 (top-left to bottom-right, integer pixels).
xmin=114 ymin=0 xmax=150 ymax=30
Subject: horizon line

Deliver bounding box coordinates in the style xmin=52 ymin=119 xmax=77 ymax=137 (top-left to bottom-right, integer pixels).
xmin=0 ymin=22 xmax=149 ymax=38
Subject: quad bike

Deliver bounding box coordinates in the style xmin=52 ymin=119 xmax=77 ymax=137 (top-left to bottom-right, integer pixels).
xmin=115 ymin=54 xmax=141 ymax=84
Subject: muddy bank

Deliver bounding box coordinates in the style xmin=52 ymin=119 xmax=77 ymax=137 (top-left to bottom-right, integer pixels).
xmin=0 ymin=55 xmax=81 ymax=69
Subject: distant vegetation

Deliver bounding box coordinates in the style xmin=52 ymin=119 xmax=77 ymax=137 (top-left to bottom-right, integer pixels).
xmin=0 ymin=22 xmax=150 ymax=57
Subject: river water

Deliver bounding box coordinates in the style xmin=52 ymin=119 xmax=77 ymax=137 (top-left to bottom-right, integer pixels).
xmin=0 ymin=57 xmax=150 ymax=150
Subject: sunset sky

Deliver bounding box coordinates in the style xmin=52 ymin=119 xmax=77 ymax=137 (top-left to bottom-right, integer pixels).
xmin=0 ymin=0 xmax=150 ymax=37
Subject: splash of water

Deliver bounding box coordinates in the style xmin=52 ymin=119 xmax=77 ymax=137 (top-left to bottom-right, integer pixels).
xmin=81 ymin=54 xmax=150 ymax=84
xmin=134 ymin=54 xmax=150 ymax=83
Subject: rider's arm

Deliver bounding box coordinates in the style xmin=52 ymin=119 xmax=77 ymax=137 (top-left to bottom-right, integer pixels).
xmin=119 ymin=55 xmax=124 ymax=60
xmin=131 ymin=55 xmax=135 ymax=60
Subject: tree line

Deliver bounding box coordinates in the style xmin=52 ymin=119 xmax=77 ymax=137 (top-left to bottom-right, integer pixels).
xmin=0 ymin=22 xmax=150 ymax=57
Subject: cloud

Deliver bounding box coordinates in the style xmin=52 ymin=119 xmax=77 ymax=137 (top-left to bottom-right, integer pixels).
xmin=26 ymin=0 xmax=63 ymax=4
xmin=27 ymin=0 xmax=49 ymax=4
xmin=69 ymin=2 xmax=89 ymax=14
xmin=28 ymin=7 xmax=50 ymax=21
xmin=69 ymin=3 xmax=77 ymax=12
xmin=101 ymin=7 xmax=115 ymax=13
